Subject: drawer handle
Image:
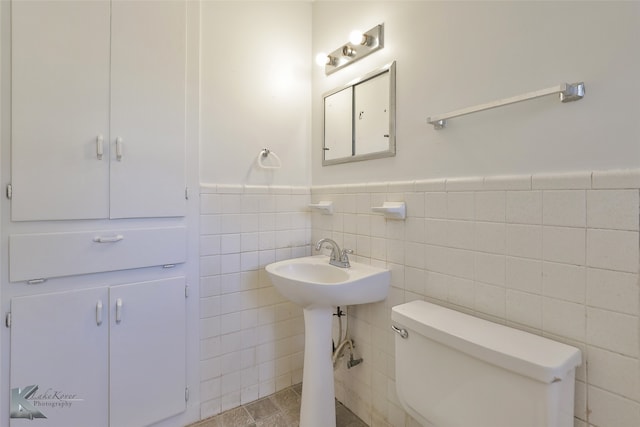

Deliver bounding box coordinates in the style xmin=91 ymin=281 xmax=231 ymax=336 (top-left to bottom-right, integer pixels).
xmin=93 ymin=235 xmax=124 ymax=243
xmin=115 ymin=298 xmax=123 ymax=324
xmin=96 ymin=300 xmax=103 ymax=326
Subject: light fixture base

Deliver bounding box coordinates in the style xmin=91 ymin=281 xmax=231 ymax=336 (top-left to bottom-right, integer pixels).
xmin=325 ymin=24 xmax=384 ymax=75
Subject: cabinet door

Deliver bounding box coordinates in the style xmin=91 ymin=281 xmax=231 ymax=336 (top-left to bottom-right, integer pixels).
xmin=109 ymin=0 xmax=187 ymax=219
xmin=109 ymin=277 xmax=186 ymax=427
xmin=11 ymin=0 xmax=111 ymax=221
xmin=10 ymin=288 xmax=109 ymax=427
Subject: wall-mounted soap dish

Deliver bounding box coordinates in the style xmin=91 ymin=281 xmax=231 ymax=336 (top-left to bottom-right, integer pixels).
xmin=308 ymin=201 xmax=334 ymax=215
xmin=371 ymin=201 xmax=406 ymax=220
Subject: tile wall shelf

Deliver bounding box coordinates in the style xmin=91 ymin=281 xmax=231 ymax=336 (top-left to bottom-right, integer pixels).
xmin=308 ymin=201 xmax=334 ymax=215
xmin=371 ymin=201 xmax=406 ymax=219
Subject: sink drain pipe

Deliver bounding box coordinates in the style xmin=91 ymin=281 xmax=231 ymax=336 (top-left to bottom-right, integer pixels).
xmin=332 ymin=306 xmax=363 ymax=369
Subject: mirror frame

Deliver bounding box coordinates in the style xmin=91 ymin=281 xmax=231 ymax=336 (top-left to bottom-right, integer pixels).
xmin=322 ymin=61 xmax=396 ymax=166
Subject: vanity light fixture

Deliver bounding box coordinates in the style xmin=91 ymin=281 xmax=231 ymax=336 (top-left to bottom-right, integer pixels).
xmin=320 ymin=23 xmax=384 ymax=75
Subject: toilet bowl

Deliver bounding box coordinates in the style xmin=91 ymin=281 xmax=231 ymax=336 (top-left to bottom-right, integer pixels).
xmin=392 ymin=300 xmax=581 ymax=427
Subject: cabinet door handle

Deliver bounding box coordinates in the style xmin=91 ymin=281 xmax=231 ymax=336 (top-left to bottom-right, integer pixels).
xmin=115 ymin=137 xmax=123 ymax=161
xmin=96 ymin=135 xmax=104 ymax=160
xmin=115 ymin=298 xmax=123 ymax=324
xmin=96 ymin=300 xmax=103 ymax=326
xmin=93 ymin=234 xmax=124 ymax=243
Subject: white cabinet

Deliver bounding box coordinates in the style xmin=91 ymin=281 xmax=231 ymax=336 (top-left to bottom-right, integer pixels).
xmin=11 ymin=0 xmax=186 ymax=221
xmin=9 ymin=287 xmax=109 ymax=427
xmin=9 ymin=277 xmax=186 ymax=427
xmin=108 ymin=1 xmax=187 ymax=220
xmin=11 ymin=0 xmax=111 ymax=221
xmin=109 ymin=279 xmax=186 ymax=427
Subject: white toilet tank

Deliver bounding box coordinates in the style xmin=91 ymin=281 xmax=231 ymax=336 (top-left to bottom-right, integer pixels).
xmin=392 ymin=300 xmax=581 ymax=427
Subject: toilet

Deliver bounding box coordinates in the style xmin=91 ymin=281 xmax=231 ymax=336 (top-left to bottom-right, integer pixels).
xmin=391 ymin=300 xmax=582 ymax=427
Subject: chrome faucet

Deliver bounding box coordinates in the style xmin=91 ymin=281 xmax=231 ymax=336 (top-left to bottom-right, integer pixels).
xmin=314 ymin=238 xmax=353 ymax=268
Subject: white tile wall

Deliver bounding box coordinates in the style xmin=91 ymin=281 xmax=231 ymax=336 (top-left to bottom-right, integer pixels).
xmin=197 ymin=171 xmax=639 ymax=425
xmin=542 ymin=190 xmax=586 ymax=227
xmin=532 ymin=171 xmax=592 ymax=190
xmin=592 ymin=169 xmax=640 ymax=189
xmin=475 ymin=191 xmax=506 ymax=222
xmin=311 ymin=171 xmax=640 ymax=427
xmin=506 ymin=190 xmax=542 ymax=224
xmin=506 ymin=224 xmax=543 ymax=259
xmin=587 ymin=190 xmax=639 ymax=231
xmin=586 ymin=268 xmax=639 ymax=315
xmin=587 ymin=229 xmax=639 ymax=273
xmin=199 ymin=185 xmax=310 ymax=418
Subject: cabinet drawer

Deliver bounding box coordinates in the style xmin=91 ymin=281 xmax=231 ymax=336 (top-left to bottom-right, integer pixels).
xmin=10 ymin=227 xmax=186 ymax=282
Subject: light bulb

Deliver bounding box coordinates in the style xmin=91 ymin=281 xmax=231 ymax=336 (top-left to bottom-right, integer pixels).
xmin=315 ymin=52 xmax=329 ymax=67
xmin=349 ymin=30 xmax=365 ymax=45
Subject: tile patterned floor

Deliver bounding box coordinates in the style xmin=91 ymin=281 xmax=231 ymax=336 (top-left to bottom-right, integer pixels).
xmin=187 ymin=383 xmax=367 ymax=427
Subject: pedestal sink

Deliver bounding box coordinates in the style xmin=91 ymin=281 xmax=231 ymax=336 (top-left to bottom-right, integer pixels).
xmin=266 ymin=255 xmax=390 ymax=427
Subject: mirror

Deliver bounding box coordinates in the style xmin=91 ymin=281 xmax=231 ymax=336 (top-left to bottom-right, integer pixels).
xmin=323 ymin=61 xmax=396 ymax=165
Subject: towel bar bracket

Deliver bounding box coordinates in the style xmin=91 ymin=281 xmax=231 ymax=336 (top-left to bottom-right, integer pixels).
xmin=560 ymin=82 xmax=585 ymax=103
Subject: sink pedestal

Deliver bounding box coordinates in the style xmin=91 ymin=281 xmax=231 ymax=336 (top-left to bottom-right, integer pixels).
xmin=300 ymin=306 xmax=336 ymax=427
xmin=265 ymin=255 xmax=391 ymax=427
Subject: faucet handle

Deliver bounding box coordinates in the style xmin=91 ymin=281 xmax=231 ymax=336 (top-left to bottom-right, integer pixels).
xmin=340 ymin=248 xmax=353 ymax=261
xmin=338 ymin=248 xmax=353 ymax=268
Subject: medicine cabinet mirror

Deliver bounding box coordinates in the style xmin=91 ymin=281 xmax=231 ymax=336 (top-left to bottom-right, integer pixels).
xmin=322 ymin=61 xmax=396 ymax=165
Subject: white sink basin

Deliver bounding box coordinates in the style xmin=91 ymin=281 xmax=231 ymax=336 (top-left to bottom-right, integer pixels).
xmin=265 ymin=255 xmax=390 ymax=308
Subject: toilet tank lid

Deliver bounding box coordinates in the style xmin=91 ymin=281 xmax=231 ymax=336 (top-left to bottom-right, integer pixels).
xmin=391 ymin=301 xmax=582 ymax=384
